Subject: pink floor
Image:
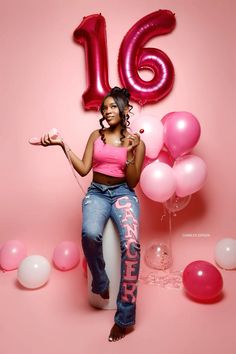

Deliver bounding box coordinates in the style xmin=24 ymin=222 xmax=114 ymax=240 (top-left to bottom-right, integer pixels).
xmin=1 ymin=261 xmax=236 ymax=354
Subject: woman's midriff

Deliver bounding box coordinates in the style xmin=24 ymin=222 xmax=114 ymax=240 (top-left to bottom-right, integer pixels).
xmin=93 ymin=172 xmax=126 ymax=185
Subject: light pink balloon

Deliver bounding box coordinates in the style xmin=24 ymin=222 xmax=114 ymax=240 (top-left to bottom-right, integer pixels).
xmin=53 ymin=241 xmax=80 ymax=271
xmin=162 ymin=111 xmax=201 ymax=159
xmin=0 ymin=240 xmax=27 ymax=271
xmin=173 ymin=155 xmax=207 ymax=197
xmin=131 ymin=114 xmax=164 ymax=159
xmin=140 ymin=161 xmax=176 ymax=202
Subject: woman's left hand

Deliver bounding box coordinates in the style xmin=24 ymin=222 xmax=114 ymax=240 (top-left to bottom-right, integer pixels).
xmin=127 ymin=133 xmax=141 ymax=152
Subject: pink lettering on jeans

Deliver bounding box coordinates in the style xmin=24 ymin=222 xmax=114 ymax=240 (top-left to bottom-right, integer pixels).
xmin=121 ymin=283 xmax=137 ymax=303
xmin=124 ymin=260 xmax=138 ymax=281
xmin=115 ymin=196 xmax=139 ymax=303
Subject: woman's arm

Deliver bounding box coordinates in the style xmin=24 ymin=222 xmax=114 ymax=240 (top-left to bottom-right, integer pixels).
xmin=42 ymin=130 xmax=99 ymax=177
xmin=125 ymin=136 xmax=146 ymax=188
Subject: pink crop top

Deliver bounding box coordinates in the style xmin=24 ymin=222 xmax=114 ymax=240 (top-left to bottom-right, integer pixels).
xmin=92 ymin=137 xmax=128 ymax=177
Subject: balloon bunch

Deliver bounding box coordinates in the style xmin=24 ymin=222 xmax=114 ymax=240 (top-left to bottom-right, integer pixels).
xmin=136 ymin=111 xmax=207 ymax=288
xmin=131 ymin=111 xmax=207 ymax=207
xmin=0 ymin=240 xmax=80 ymax=289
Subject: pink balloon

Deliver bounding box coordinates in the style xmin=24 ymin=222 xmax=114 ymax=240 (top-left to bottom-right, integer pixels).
xmin=183 ymin=260 xmax=223 ymax=301
xmin=162 ymin=111 xmax=201 ymax=159
xmin=140 ymin=161 xmax=176 ymax=202
xmin=156 ymin=150 xmax=174 ymax=167
xmin=173 ymin=154 xmax=207 ymax=197
xmin=0 ymin=240 xmax=27 ymax=271
xmin=131 ymin=114 xmax=164 ymax=159
xmin=142 ymin=150 xmax=173 ymax=170
xmin=118 ymin=10 xmax=176 ymax=105
xmin=53 ymin=241 xmax=80 ymax=271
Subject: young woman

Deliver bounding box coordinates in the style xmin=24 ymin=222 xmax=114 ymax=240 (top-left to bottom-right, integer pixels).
xmin=41 ymin=87 xmax=145 ymax=342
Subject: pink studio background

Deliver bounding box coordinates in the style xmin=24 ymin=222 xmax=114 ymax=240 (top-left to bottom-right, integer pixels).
xmin=1 ymin=1 xmax=236 ymax=354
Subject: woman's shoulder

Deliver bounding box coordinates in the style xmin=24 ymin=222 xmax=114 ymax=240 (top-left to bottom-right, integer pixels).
xmin=89 ymin=129 xmax=100 ymax=141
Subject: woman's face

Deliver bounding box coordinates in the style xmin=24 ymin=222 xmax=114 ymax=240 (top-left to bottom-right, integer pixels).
xmin=102 ymin=96 xmax=122 ymax=127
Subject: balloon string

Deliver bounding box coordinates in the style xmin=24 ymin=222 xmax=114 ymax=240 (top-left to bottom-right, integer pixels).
xmin=161 ymin=204 xmax=166 ymax=222
xmin=168 ymin=211 xmax=172 ymax=236
xmin=63 ymin=142 xmax=86 ymax=196
xmin=167 ymin=210 xmax=173 ymax=271
xmin=139 ymin=103 xmax=144 ymax=115
xmin=161 ymin=205 xmax=174 ymax=271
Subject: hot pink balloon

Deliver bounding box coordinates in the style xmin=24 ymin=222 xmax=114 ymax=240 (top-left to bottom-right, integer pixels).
xmin=53 ymin=241 xmax=80 ymax=271
xmin=156 ymin=150 xmax=174 ymax=166
xmin=131 ymin=114 xmax=164 ymax=159
xmin=183 ymin=260 xmax=223 ymax=301
xmin=143 ymin=150 xmax=173 ymax=170
xmin=162 ymin=111 xmax=201 ymax=159
xmin=0 ymin=240 xmax=27 ymax=271
xmin=140 ymin=161 xmax=176 ymax=203
xmin=173 ymin=154 xmax=207 ymax=197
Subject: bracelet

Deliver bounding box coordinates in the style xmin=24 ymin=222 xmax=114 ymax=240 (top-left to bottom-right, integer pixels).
xmin=126 ymin=156 xmax=135 ymax=166
xmin=63 ymin=142 xmax=71 ymax=153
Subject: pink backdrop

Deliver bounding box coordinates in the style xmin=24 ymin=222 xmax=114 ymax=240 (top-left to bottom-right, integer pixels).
xmin=1 ymin=1 xmax=236 ymax=353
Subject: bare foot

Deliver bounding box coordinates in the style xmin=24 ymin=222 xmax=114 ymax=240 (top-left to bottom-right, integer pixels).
xmin=108 ymin=324 xmax=126 ymax=342
xmin=99 ymin=288 xmax=109 ymax=299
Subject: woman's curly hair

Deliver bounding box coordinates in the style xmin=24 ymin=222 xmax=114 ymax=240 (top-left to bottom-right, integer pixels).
xmin=99 ymin=87 xmax=133 ymax=143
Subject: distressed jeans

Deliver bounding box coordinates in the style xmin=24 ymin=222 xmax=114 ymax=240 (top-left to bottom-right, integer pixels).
xmin=81 ymin=182 xmax=140 ymax=328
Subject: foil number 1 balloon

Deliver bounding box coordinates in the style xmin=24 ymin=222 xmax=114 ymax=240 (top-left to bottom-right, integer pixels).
xmin=73 ymin=10 xmax=176 ymax=110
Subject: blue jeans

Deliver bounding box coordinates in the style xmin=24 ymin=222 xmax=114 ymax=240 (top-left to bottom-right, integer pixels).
xmin=81 ymin=182 xmax=140 ymax=328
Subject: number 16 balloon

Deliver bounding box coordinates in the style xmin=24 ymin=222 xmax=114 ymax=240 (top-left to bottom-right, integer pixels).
xmin=74 ymin=10 xmax=176 ymax=109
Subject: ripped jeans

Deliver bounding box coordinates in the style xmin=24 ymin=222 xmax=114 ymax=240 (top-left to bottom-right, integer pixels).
xmin=81 ymin=182 xmax=140 ymax=328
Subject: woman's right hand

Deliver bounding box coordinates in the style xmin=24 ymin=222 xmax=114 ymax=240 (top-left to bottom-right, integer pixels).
xmin=41 ymin=132 xmax=64 ymax=147
xmin=29 ymin=128 xmax=63 ymax=147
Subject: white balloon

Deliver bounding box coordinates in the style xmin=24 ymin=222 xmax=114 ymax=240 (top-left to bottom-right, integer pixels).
xmin=214 ymin=238 xmax=236 ymax=270
xmin=17 ymin=255 xmax=51 ymax=289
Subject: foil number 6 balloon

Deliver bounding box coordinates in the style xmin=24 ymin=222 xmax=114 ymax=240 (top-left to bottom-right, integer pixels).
xmin=73 ymin=10 xmax=176 ymax=110
xmin=118 ymin=10 xmax=176 ymax=106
